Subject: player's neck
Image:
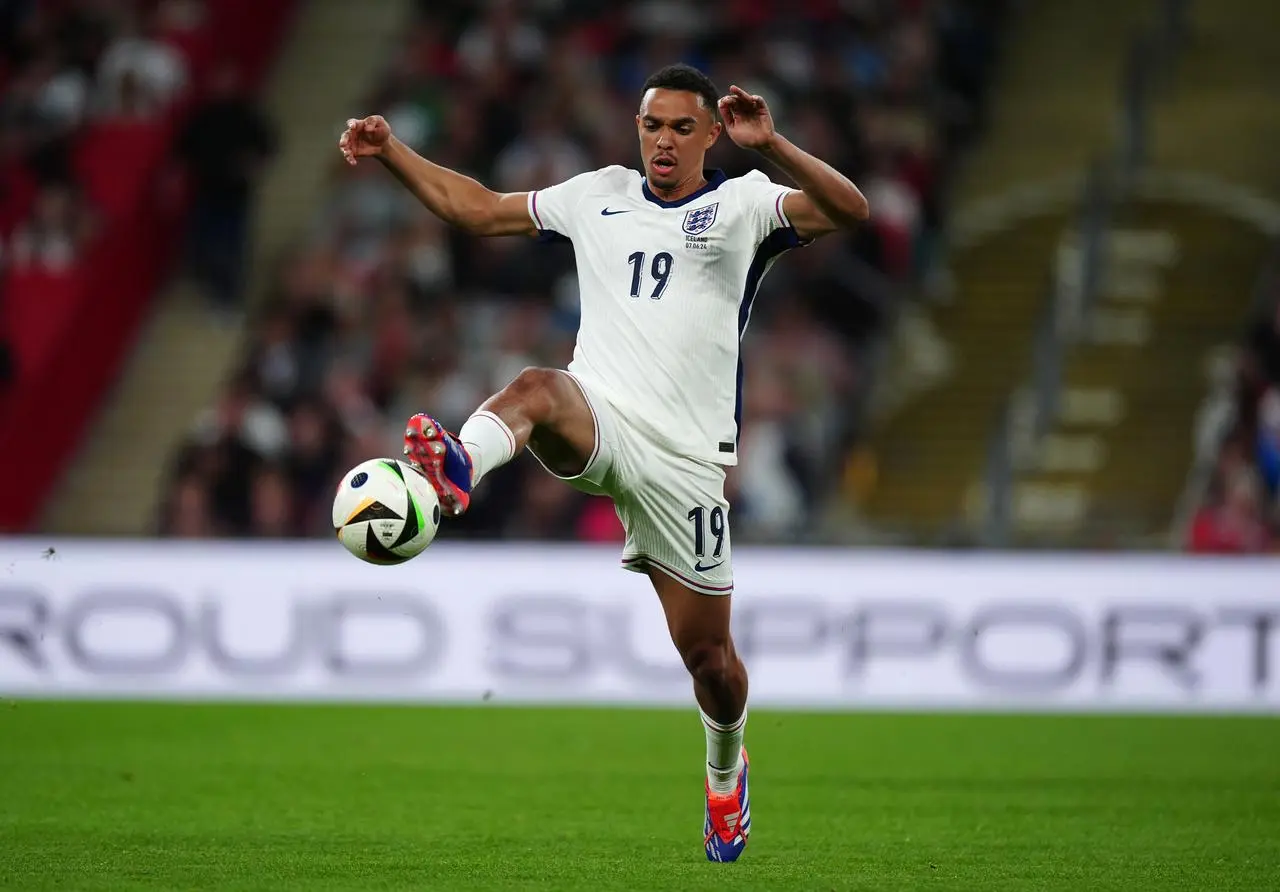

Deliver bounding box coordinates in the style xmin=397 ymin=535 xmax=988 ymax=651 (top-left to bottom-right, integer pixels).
xmin=647 ymin=172 xmax=707 ymax=204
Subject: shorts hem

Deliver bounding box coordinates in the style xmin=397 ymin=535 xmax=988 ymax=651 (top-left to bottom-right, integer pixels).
xmin=621 ymin=554 xmax=733 ymax=596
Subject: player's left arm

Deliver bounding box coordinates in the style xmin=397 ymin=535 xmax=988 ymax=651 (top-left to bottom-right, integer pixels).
xmin=719 ymin=86 xmax=869 ymax=241
xmin=765 ymin=136 xmax=869 ymax=240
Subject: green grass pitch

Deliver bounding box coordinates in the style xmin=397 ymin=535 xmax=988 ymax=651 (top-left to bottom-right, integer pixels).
xmin=1 ymin=703 xmax=1277 ymax=890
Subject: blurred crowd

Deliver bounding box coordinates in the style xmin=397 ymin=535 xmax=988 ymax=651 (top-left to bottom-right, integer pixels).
xmin=0 ymin=0 xmax=278 ymax=364
xmin=0 ymin=0 xmax=180 ymax=276
xmin=1186 ymin=268 xmax=1280 ymax=554
xmin=159 ymin=0 xmax=1009 ymax=542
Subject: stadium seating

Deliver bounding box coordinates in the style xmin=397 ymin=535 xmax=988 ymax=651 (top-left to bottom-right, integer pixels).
xmin=861 ymin=0 xmax=1280 ymax=546
xmin=859 ymin=212 xmax=1066 ymax=534
xmin=0 ymin=0 xmax=298 ymax=532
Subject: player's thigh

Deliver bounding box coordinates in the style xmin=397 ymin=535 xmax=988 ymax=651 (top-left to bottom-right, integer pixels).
xmin=616 ymin=450 xmax=734 ymax=597
xmin=520 ymin=371 xmax=615 ymax=493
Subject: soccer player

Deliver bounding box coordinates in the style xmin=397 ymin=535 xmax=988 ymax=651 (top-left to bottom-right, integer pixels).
xmin=338 ymin=63 xmax=868 ymax=861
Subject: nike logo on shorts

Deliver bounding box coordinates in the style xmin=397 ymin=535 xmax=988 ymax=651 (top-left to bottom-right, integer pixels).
xmin=694 ymin=560 xmax=724 ymax=572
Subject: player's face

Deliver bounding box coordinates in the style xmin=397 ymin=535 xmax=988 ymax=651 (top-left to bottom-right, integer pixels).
xmin=636 ymin=88 xmax=721 ymax=194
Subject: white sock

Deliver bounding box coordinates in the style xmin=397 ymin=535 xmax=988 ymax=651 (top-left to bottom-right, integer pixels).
xmin=700 ymin=707 xmax=746 ymax=795
xmin=458 ymin=410 xmax=517 ymax=486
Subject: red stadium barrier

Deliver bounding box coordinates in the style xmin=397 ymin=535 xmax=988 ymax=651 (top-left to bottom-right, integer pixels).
xmin=0 ymin=2 xmax=299 ymax=532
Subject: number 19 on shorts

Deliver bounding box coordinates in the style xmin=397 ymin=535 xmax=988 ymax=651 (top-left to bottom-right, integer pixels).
xmin=688 ymin=506 xmax=725 ymax=560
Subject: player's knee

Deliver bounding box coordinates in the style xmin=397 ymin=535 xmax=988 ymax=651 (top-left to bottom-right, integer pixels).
xmin=510 ymin=366 xmax=553 ymax=390
xmin=681 ymin=638 xmax=732 ymax=689
xmin=502 ymin=367 xmax=558 ymax=420
xmin=506 ymin=366 xmax=555 ymax=398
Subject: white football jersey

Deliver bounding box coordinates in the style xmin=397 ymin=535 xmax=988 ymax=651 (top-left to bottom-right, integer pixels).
xmin=527 ymin=166 xmax=803 ymax=466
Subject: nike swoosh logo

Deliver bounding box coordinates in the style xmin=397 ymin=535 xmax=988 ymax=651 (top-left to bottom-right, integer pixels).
xmin=694 ymin=561 xmax=724 ymax=572
xmin=600 ymin=208 xmax=631 ymax=216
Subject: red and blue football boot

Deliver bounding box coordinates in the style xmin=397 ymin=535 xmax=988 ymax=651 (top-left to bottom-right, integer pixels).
xmin=402 ymin=413 xmax=473 ymax=516
xmin=704 ymin=747 xmax=750 ymax=862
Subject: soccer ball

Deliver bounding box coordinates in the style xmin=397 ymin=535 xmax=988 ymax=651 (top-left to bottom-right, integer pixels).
xmin=332 ymin=458 xmax=441 ymax=565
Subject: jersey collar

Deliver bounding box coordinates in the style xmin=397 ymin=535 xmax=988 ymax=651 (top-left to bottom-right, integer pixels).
xmin=640 ymin=168 xmax=728 ymax=208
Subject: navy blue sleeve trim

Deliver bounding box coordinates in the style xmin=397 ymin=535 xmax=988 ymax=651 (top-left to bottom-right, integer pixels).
xmin=776 ymin=226 xmax=805 ymax=249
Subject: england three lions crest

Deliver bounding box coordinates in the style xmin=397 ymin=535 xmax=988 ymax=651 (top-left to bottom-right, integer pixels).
xmin=682 ymin=203 xmax=720 ymax=235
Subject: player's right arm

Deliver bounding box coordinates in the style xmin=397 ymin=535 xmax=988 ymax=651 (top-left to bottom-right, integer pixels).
xmin=339 ymin=115 xmax=535 ymax=238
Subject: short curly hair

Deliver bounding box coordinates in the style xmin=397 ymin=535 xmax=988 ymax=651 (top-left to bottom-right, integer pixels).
xmin=641 ymin=64 xmax=720 ymax=119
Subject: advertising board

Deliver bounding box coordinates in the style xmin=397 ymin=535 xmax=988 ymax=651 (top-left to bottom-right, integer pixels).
xmin=1 ymin=541 xmax=1276 ymax=711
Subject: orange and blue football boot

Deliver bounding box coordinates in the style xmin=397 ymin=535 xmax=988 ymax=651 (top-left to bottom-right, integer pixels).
xmin=403 ymin=413 xmax=473 ymax=516
xmin=704 ymin=747 xmax=750 ymax=862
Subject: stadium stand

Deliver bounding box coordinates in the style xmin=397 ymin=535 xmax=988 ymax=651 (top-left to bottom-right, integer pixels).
xmin=861 ymin=0 xmax=1280 ymax=547
xmin=0 ymin=0 xmax=297 ymax=532
xmin=154 ymin=0 xmax=1007 ymax=544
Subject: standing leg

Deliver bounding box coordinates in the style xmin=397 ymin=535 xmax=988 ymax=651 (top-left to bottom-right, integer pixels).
xmin=648 ymin=569 xmax=751 ymax=861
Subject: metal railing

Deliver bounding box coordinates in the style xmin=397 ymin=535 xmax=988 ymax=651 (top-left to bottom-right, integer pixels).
xmin=1118 ymin=0 xmax=1188 ymax=177
xmin=979 ymin=0 xmax=1189 ymax=547
xmin=980 ymin=164 xmax=1111 ymax=546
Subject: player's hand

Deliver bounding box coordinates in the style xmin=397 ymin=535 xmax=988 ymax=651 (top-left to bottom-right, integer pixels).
xmin=718 ymin=85 xmax=776 ymax=151
xmin=339 ymin=115 xmax=392 ymax=165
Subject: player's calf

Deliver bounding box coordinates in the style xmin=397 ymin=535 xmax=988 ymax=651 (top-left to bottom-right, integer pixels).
xmin=683 ymin=640 xmax=740 ymax=709
xmin=675 ymin=632 xmax=748 ymax=724
xmin=481 ymin=367 xmax=597 ymax=479
xmin=402 ymin=368 xmax=593 ymax=518
xmin=686 ymin=639 xmax=748 ymax=795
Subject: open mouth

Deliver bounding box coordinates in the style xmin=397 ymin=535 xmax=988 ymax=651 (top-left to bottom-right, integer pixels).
xmin=652 ymin=157 xmax=676 ymax=176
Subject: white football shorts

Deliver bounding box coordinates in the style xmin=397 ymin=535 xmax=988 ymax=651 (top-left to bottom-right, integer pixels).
xmin=528 ymin=371 xmax=734 ymax=596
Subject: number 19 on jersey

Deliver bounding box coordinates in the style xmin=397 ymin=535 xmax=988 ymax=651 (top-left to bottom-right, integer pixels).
xmin=627 ymin=251 xmax=674 ymax=300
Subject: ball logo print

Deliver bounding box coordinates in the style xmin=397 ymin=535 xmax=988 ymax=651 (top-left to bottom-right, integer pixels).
xmin=332 ymin=458 xmax=440 ymax=565
xmin=682 ymin=203 xmax=719 ymax=235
